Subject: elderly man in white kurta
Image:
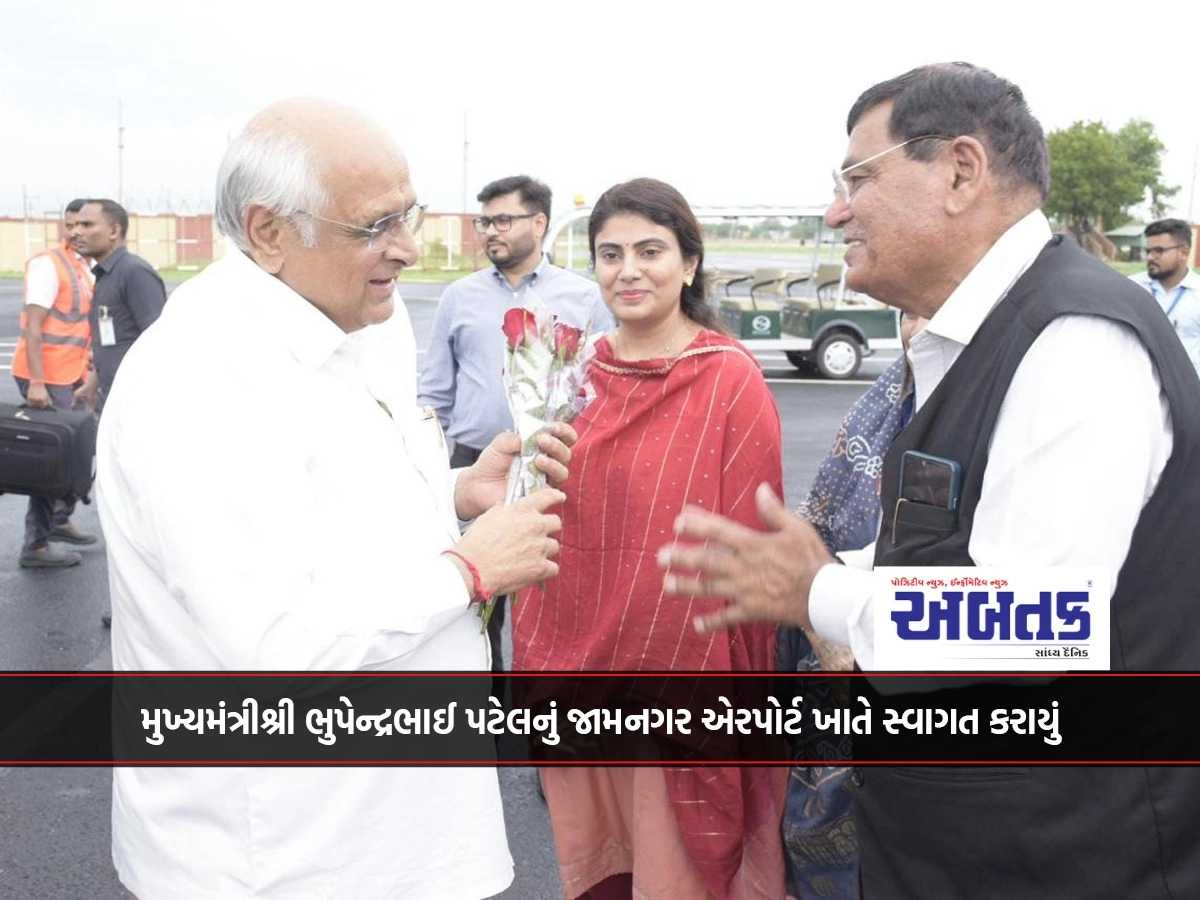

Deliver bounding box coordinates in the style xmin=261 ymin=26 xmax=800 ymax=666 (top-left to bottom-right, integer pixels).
xmin=97 ymin=98 xmax=570 ymax=900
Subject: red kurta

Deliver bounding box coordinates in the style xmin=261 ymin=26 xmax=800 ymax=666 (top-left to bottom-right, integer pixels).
xmin=514 ymin=328 xmax=786 ymax=899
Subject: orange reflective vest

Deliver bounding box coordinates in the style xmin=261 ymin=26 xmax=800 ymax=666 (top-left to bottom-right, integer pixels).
xmin=12 ymin=243 xmax=94 ymax=385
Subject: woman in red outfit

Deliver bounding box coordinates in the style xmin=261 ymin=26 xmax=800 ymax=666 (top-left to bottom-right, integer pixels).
xmin=513 ymin=178 xmax=787 ymax=900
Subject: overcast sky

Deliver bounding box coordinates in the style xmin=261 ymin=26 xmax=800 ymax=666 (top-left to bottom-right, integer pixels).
xmin=4 ymin=0 xmax=1198 ymax=224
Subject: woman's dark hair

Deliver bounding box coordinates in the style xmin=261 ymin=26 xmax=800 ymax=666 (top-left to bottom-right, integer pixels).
xmin=588 ymin=177 xmax=720 ymax=330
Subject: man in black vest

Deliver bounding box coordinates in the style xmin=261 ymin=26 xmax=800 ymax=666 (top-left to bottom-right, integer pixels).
xmin=659 ymin=62 xmax=1200 ymax=899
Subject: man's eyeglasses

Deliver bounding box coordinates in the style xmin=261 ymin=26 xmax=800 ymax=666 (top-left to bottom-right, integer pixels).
xmin=1146 ymin=245 xmax=1185 ymax=258
xmin=472 ymin=213 xmax=538 ymax=234
xmin=832 ymin=134 xmax=954 ymax=204
xmin=300 ymin=204 xmax=427 ymax=251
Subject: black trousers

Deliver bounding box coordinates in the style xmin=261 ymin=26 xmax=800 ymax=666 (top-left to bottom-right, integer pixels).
xmin=449 ymin=441 xmax=483 ymax=469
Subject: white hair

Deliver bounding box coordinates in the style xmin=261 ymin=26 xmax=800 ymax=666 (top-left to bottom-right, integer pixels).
xmin=214 ymin=126 xmax=328 ymax=251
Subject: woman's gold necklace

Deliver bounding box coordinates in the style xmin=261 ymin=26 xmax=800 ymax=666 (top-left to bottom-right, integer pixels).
xmin=613 ymin=324 xmax=697 ymax=361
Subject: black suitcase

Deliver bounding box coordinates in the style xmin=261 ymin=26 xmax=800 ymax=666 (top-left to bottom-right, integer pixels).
xmin=0 ymin=402 xmax=98 ymax=502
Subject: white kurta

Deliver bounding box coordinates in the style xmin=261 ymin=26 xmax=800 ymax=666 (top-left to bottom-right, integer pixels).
xmin=97 ymin=249 xmax=512 ymax=899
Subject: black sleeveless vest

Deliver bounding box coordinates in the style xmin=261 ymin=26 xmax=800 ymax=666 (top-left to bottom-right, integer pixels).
xmin=856 ymin=236 xmax=1200 ymax=899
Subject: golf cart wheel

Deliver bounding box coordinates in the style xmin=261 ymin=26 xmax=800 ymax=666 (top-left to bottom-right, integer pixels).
xmin=815 ymin=332 xmax=862 ymax=379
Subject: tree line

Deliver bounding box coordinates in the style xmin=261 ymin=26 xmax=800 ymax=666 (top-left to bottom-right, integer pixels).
xmin=1044 ymin=119 xmax=1178 ymax=241
xmin=700 ymin=120 xmax=1179 ymax=253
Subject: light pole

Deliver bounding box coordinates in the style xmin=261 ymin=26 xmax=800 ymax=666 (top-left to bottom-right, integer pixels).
xmin=117 ymin=99 xmax=125 ymax=206
xmin=1189 ymin=143 xmax=1197 ymax=222
xmin=461 ymin=111 xmax=469 ymax=214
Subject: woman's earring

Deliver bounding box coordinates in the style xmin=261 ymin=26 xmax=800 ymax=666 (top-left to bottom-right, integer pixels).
xmin=683 ymin=272 xmax=695 ymax=287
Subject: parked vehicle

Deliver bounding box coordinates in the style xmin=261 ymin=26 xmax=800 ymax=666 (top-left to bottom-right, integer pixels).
xmin=720 ymin=296 xmax=900 ymax=380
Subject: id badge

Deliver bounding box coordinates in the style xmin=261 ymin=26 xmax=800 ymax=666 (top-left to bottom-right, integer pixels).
xmin=98 ymin=306 xmax=116 ymax=347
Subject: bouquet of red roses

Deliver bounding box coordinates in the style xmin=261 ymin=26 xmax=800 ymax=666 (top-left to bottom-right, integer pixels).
xmin=501 ymin=299 xmax=595 ymax=502
xmin=475 ymin=297 xmax=595 ymax=629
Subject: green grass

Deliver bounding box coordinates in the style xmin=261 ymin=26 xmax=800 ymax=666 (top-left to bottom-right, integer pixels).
xmin=157 ymin=265 xmax=212 ymax=281
xmin=1109 ymin=261 xmax=1144 ymax=275
xmin=701 ymin=240 xmax=815 ymax=256
xmin=1 ymin=259 xmax=1150 ymax=285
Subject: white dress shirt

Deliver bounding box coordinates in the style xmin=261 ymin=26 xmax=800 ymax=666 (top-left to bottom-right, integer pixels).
xmin=97 ymin=249 xmax=513 ymax=899
xmin=808 ymin=211 xmax=1173 ymax=669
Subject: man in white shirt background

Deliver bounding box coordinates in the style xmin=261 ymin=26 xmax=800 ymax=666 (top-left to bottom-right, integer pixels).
xmin=97 ymin=97 xmax=573 ymax=900
xmin=659 ymin=62 xmax=1200 ymax=898
xmin=1129 ymin=217 xmax=1200 ymax=377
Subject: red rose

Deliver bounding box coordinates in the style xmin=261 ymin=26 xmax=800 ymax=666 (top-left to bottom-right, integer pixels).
xmin=502 ymin=307 xmax=539 ymax=350
xmin=553 ymin=321 xmax=583 ymax=360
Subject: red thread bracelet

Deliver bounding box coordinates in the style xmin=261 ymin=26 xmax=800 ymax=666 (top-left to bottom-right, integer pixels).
xmin=442 ymin=549 xmax=492 ymax=604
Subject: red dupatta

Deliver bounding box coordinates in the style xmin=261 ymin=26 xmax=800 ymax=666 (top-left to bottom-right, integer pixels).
xmin=514 ymin=329 xmax=786 ymax=897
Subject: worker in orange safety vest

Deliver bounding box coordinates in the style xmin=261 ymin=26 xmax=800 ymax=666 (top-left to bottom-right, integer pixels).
xmin=11 ymin=198 xmax=101 ymax=568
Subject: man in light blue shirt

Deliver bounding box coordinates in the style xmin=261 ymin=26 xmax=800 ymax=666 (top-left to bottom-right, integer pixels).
xmin=1129 ymin=218 xmax=1200 ymax=378
xmin=418 ymin=175 xmax=611 ymax=682
xmin=419 ymin=175 xmax=612 ymax=467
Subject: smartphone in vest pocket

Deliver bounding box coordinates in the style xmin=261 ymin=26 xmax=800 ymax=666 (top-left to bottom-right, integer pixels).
xmin=899 ymin=450 xmax=962 ymax=510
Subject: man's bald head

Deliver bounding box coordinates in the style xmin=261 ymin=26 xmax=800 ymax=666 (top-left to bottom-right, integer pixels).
xmin=248 ymin=97 xmax=400 ymax=172
xmin=214 ymin=97 xmax=408 ymax=253
xmin=213 ymin=97 xmax=420 ymax=334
